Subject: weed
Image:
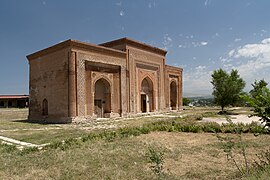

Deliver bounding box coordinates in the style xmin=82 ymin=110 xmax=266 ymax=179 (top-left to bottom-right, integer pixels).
xmin=46 ymin=137 xmax=81 ymax=151
xmin=253 ymin=149 xmax=270 ymax=171
xmin=0 ymin=143 xmax=17 ymax=153
xmin=195 ymin=115 xmax=203 ymax=120
xmin=146 ymin=145 xmax=166 ymax=179
xmin=216 ymin=133 xmax=250 ymax=176
xmin=20 ymin=146 xmax=39 ymax=155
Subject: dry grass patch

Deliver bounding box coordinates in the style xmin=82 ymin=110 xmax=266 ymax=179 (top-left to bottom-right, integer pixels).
xmin=0 ymin=130 xmax=269 ymax=179
xmin=136 ymin=132 xmax=270 ymax=179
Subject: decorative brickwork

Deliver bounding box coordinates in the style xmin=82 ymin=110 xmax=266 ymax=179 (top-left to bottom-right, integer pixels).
xmin=27 ymin=38 xmax=182 ymax=123
xmin=77 ymin=59 xmax=86 ymax=116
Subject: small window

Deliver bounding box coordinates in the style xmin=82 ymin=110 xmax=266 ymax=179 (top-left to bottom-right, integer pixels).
xmin=42 ymin=99 xmax=48 ymax=115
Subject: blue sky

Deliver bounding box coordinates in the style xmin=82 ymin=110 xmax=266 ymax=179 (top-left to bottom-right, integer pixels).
xmin=1 ymin=0 xmax=270 ymax=96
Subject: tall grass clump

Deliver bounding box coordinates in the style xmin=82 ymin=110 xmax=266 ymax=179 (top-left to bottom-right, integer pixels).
xmin=146 ymin=145 xmax=166 ymax=179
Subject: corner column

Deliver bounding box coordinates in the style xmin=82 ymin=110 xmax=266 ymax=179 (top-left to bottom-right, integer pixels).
xmin=120 ymin=66 xmax=127 ymax=115
xmin=68 ymin=51 xmax=77 ymax=117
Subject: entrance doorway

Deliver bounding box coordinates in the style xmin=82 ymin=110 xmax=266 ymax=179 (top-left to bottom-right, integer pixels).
xmin=94 ymin=78 xmax=111 ymax=118
xmin=94 ymin=99 xmax=102 ymax=118
xmin=170 ymin=81 xmax=177 ymax=110
xmin=140 ymin=77 xmax=153 ymax=112
xmin=141 ymin=94 xmax=147 ymax=112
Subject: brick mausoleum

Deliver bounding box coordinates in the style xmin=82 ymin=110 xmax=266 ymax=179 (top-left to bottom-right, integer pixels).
xmin=27 ymin=38 xmax=183 ymax=123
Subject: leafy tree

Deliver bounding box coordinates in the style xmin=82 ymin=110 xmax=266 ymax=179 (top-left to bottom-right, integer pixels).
xmin=183 ymin=97 xmax=191 ymax=106
xmin=211 ymin=69 xmax=245 ymax=112
xmin=242 ymin=80 xmax=270 ymax=129
xmin=250 ymin=79 xmax=268 ymax=98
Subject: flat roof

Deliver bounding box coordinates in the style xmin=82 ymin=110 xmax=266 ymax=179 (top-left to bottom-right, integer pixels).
xmin=100 ymin=37 xmax=167 ymax=56
xmin=27 ymin=39 xmax=126 ymax=61
xmin=0 ymin=95 xmax=29 ymax=99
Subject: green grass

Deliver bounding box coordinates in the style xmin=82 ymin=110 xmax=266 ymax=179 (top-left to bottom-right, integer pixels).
xmin=244 ymin=165 xmax=270 ymax=180
xmin=1 ymin=132 xmax=270 ymax=179
xmin=0 ymin=107 xmax=269 ymax=179
xmin=0 ymin=128 xmax=90 ymax=144
xmin=0 ymin=137 xmax=158 ymax=179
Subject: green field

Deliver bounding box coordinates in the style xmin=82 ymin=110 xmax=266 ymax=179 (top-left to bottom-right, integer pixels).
xmin=0 ymin=107 xmax=269 ymax=179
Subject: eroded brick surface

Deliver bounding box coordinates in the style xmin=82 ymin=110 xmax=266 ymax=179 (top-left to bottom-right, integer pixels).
xmin=27 ymin=38 xmax=183 ymax=123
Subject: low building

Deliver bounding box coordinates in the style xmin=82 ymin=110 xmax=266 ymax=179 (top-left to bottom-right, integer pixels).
xmin=0 ymin=95 xmax=29 ymax=108
xmin=27 ymin=38 xmax=183 ymax=123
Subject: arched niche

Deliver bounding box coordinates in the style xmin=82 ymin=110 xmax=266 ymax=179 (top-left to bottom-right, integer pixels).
xmin=94 ymin=78 xmax=111 ymax=118
xmin=170 ymin=81 xmax=177 ymax=110
xmin=140 ymin=77 xmax=154 ymax=113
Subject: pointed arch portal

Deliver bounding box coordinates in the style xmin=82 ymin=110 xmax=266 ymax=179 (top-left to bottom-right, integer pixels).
xmin=94 ymin=78 xmax=111 ymax=118
xmin=140 ymin=77 xmax=154 ymax=113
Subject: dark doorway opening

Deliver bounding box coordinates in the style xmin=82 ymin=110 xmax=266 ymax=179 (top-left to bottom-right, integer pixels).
xmin=94 ymin=78 xmax=111 ymax=118
xmin=170 ymin=81 xmax=177 ymax=110
xmin=141 ymin=94 xmax=147 ymax=113
xmin=94 ymin=99 xmax=102 ymax=118
xmin=140 ymin=77 xmax=154 ymax=112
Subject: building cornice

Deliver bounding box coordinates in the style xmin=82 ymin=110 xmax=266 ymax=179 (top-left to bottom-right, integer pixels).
xmin=99 ymin=37 xmax=167 ymax=56
xmin=27 ymin=39 xmax=126 ymax=61
xmin=165 ymin=64 xmax=183 ymax=72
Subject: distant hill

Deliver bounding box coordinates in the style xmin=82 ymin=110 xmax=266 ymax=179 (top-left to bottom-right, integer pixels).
xmin=183 ymin=92 xmax=212 ymax=98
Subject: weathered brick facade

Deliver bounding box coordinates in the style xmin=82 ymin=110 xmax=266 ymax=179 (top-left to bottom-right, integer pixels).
xmin=27 ymin=38 xmax=183 ymax=123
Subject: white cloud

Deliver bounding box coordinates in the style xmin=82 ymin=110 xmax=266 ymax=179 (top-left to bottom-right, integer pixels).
xmin=191 ymin=41 xmax=208 ymax=47
xmin=220 ymin=57 xmax=232 ymax=64
xmin=201 ymin=41 xmax=208 ymax=46
xmin=120 ymin=10 xmax=125 ymax=16
xmin=234 ymin=38 xmax=242 ymax=42
xmin=228 ymin=50 xmax=235 ymax=57
xmin=225 ymin=37 xmax=270 ymax=90
xmin=183 ymin=66 xmax=212 ymax=95
xmin=195 ymin=65 xmax=206 ymax=71
xmin=232 ymin=38 xmax=270 ymax=58
xmin=42 ymin=1 xmax=46 ymax=5
xmin=162 ymin=34 xmax=173 ymax=50
xmin=262 ymin=38 xmax=270 ymax=44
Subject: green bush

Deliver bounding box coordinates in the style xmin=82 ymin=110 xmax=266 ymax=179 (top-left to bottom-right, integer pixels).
xmin=12 ymin=114 xmax=268 ymax=154
xmin=0 ymin=143 xmax=17 ymax=153
xmin=146 ymin=145 xmax=166 ymax=179
xmin=202 ymin=122 xmax=221 ymax=133
xmin=20 ymin=146 xmax=39 ymax=155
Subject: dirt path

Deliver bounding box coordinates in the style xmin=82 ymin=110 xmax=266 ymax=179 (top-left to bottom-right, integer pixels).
xmin=202 ymin=114 xmax=261 ymax=124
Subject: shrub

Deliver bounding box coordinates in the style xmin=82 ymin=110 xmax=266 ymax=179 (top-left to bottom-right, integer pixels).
xmin=20 ymin=146 xmax=39 ymax=155
xmin=0 ymin=143 xmax=17 ymax=153
xmin=146 ymin=145 xmax=166 ymax=179
xmin=253 ymin=149 xmax=270 ymax=171
xmin=202 ymin=122 xmax=221 ymax=133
